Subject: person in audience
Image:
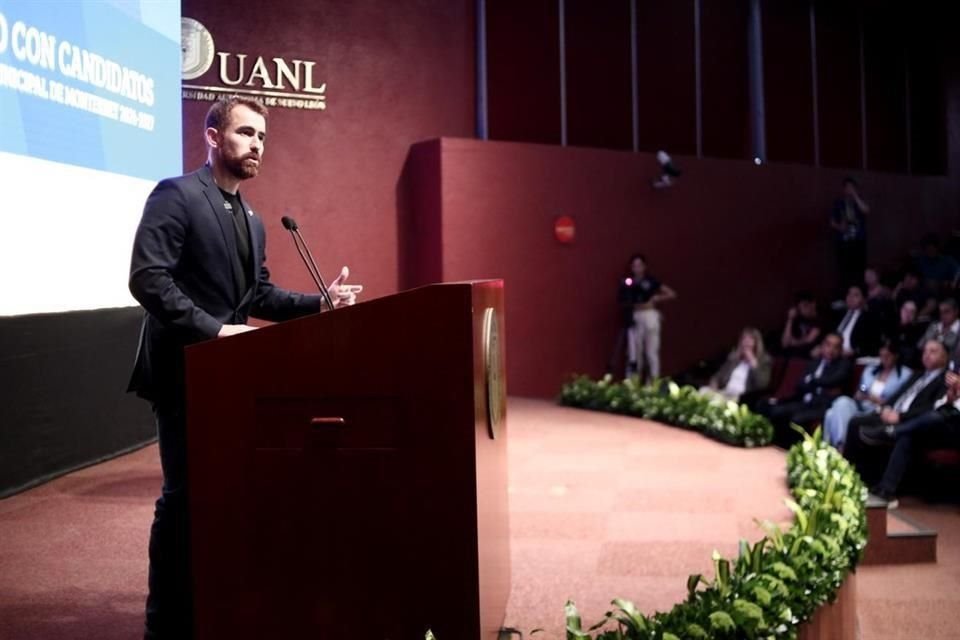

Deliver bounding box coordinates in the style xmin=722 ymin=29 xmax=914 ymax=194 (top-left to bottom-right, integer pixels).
xmin=893 ymin=269 xmax=937 ymax=320
xmin=917 ymin=298 xmax=960 ymax=354
xmin=822 ymin=341 xmax=912 ymax=449
xmin=858 ymin=370 xmax=960 ymax=508
xmin=889 ymin=300 xmax=928 ymax=367
xmin=758 ymin=333 xmax=852 ymax=444
xmin=864 ymin=266 xmax=894 ymax=327
xmin=816 ymin=285 xmax=878 ymax=358
xmin=842 ymin=339 xmax=949 ymax=464
xmin=617 ymin=254 xmax=677 ymax=381
xmin=780 ymin=292 xmax=822 ymax=357
xmin=830 ymin=177 xmax=869 ymax=290
xmin=701 ymin=328 xmax=772 ymax=402
xmin=916 ymin=233 xmax=960 ymax=292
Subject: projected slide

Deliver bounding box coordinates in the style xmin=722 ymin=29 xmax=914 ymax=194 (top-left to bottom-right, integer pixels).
xmin=0 ymin=0 xmax=181 ymax=315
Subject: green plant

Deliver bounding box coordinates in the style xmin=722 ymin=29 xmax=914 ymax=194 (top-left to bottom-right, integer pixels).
xmin=559 ymin=374 xmax=774 ymax=447
xmin=561 ymin=426 xmax=866 ymax=639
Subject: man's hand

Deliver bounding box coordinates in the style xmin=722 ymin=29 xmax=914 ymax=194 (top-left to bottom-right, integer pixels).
xmin=880 ymin=407 xmax=901 ymax=425
xmin=327 ymin=266 xmax=363 ymax=308
xmin=218 ymin=324 xmax=257 ymax=338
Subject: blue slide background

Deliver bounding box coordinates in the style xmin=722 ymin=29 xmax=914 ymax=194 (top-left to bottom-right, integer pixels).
xmin=0 ymin=0 xmax=181 ymax=181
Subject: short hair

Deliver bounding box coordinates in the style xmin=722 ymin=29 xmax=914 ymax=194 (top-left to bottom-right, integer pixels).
xmin=795 ymin=291 xmax=815 ymax=304
xmin=847 ymin=284 xmax=865 ymax=296
xmin=940 ymin=298 xmax=959 ymax=312
xmin=204 ymin=95 xmax=268 ymax=132
xmin=843 ymin=176 xmax=858 ymax=187
xmin=823 ymin=332 xmax=843 ymax=344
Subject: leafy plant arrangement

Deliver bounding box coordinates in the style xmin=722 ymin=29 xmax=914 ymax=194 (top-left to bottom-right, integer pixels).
xmin=559 ymin=374 xmax=774 ymax=447
xmin=426 ymin=429 xmax=867 ymax=640
xmin=562 ymin=427 xmax=867 ymax=640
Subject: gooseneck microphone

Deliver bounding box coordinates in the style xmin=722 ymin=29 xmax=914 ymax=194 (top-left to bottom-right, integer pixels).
xmin=281 ymin=215 xmax=336 ymax=311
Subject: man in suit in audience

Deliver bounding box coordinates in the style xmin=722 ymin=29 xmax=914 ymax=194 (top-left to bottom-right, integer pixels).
xmin=758 ymin=333 xmax=852 ymax=445
xmin=858 ymin=370 xmax=960 ymax=508
xmin=830 ymin=285 xmax=879 ymax=358
xmin=917 ymin=298 xmax=960 ymax=354
xmin=842 ymin=339 xmax=949 ymax=468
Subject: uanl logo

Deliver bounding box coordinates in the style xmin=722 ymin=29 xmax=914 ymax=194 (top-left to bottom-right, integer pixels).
xmin=180 ymin=17 xmax=326 ymax=111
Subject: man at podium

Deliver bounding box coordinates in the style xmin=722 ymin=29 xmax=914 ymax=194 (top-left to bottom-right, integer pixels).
xmin=127 ymin=95 xmax=359 ymax=640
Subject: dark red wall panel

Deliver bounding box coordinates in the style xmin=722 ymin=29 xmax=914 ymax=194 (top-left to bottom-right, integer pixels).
xmin=416 ymin=138 xmax=959 ymax=397
xmin=864 ymin=6 xmax=908 ymax=173
xmin=486 ymin=0 xmax=562 ymax=145
xmin=180 ymin=0 xmax=475 ymax=300
xmin=815 ymin=0 xmax=862 ymax=170
xmin=762 ymin=0 xmax=814 ymax=164
xmin=907 ymin=12 xmax=947 ymax=176
xmin=700 ymin=0 xmax=751 ymax=160
xmin=565 ymin=0 xmax=633 ymax=150
xmin=635 ymin=0 xmax=697 ymax=155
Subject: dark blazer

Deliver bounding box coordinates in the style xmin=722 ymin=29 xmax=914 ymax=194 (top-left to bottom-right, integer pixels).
xmin=835 ymin=309 xmax=880 ymax=356
xmin=128 ymin=165 xmax=323 ymax=402
xmin=882 ymin=369 xmax=947 ymax=423
xmin=792 ymin=357 xmax=853 ymax=404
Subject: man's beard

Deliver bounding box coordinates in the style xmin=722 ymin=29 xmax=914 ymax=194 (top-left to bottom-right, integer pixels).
xmin=222 ymin=149 xmax=261 ymax=180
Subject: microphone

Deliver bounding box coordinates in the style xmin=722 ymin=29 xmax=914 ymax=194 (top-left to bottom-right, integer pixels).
xmin=280 ymin=214 xmax=336 ymax=311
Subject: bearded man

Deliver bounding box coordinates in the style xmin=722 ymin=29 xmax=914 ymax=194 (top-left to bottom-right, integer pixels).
xmin=128 ymin=95 xmax=359 ymax=639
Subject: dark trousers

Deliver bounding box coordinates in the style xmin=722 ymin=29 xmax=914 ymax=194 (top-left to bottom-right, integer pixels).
xmin=145 ymin=398 xmax=193 ymax=639
xmin=757 ymin=398 xmax=830 ymax=447
xmin=876 ymin=411 xmax=960 ymax=496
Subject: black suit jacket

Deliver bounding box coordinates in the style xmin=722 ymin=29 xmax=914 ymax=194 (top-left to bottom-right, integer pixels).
xmin=128 ymin=165 xmax=323 ymax=402
xmin=883 ymin=369 xmax=947 ymax=423
xmin=791 ymin=357 xmax=853 ymax=404
xmin=835 ymin=309 xmax=879 ymax=356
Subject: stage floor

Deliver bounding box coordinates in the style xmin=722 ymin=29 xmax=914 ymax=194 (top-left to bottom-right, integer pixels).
xmin=0 ymin=398 xmax=958 ymax=639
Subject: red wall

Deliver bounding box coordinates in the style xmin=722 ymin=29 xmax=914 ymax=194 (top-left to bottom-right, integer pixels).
xmin=182 ymin=0 xmax=476 ymax=301
xmin=404 ymin=138 xmax=959 ymax=398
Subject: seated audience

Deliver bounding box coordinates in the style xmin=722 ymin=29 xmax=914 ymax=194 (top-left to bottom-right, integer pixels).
xmin=916 ymin=233 xmax=960 ymax=292
xmin=822 ymin=341 xmax=912 ymax=449
xmin=859 ymin=370 xmax=960 ymax=508
xmin=893 ymin=269 xmax=937 ymax=321
xmin=780 ymin=292 xmax=822 ymax=357
xmin=700 ymin=328 xmax=772 ymax=402
xmin=758 ymin=333 xmax=852 ymax=444
xmin=864 ymin=266 xmax=894 ymax=327
xmin=819 ymin=285 xmax=879 ymax=358
xmin=888 ymin=300 xmax=928 ymax=366
xmin=842 ymin=339 xmax=949 ymax=464
xmin=917 ymin=298 xmax=960 ymax=354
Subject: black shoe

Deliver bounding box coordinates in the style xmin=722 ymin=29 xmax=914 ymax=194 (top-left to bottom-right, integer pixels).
xmin=867 ymin=486 xmax=899 ymax=509
xmin=860 ymin=424 xmax=896 ymax=446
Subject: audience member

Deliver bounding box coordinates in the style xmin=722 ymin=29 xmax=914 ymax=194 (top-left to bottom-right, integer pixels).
xmin=617 ymin=254 xmax=677 ymax=381
xmin=822 ymin=341 xmax=912 ymax=449
xmin=758 ymin=333 xmax=852 ymax=444
xmin=916 ymin=233 xmax=960 ymax=292
xmin=700 ymin=328 xmax=772 ymax=402
xmin=779 ymin=292 xmax=822 ymax=357
xmin=917 ymin=298 xmax=960 ymax=354
xmin=818 ymin=285 xmax=878 ymax=358
xmin=842 ymin=339 xmax=948 ymax=464
xmin=888 ymin=300 xmax=928 ymax=367
xmin=830 ymin=177 xmax=869 ymax=289
xmin=893 ymin=269 xmax=937 ymax=320
xmin=859 ymin=370 xmax=960 ymax=508
xmin=863 ymin=266 xmax=894 ymax=326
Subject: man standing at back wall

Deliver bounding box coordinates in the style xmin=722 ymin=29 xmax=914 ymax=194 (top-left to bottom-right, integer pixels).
xmin=128 ymin=95 xmax=360 ymax=639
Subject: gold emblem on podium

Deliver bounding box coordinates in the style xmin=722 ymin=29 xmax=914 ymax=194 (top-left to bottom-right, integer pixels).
xmin=482 ymin=307 xmax=504 ymax=439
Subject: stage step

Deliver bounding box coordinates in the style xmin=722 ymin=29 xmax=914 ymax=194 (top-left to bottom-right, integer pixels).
xmin=861 ymin=500 xmax=937 ymax=565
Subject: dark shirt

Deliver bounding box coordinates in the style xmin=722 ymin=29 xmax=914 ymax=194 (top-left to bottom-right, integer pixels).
xmin=219 ymin=188 xmax=252 ymax=294
xmin=791 ymin=314 xmax=822 ymax=343
xmin=617 ymin=276 xmax=662 ymax=327
xmin=831 ymin=198 xmax=866 ymax=243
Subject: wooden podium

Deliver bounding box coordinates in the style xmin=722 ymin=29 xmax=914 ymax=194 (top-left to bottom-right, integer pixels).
xmin=184 ymin=281 xmax=510 ymax=639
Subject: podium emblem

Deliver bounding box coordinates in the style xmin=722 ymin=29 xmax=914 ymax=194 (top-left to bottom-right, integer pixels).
xmin=482 ymin=307 xmax=505 ymax=439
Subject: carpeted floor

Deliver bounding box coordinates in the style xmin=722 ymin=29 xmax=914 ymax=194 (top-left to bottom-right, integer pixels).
xmin=1 ymin=398 xmax=958 ymax=639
